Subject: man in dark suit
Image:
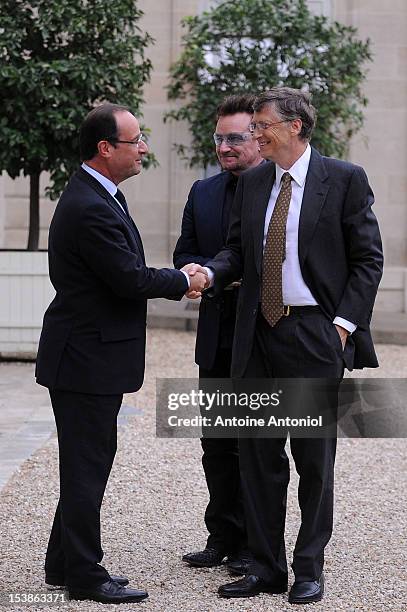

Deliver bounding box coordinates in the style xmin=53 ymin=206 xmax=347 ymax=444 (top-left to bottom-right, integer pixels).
xmin=173 ymin=95 xmax=263 ymax=574
xmin=197 ymin=88 xmax=383 ymax=603
xmin=35 ymin=103 xmax=207 ymax=604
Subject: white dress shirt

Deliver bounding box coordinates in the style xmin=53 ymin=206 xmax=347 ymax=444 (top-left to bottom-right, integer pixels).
xmin=263 ymin=145 xmax=355 ymax=333
xmin=263 ymin=145 xmax=316 ymax=306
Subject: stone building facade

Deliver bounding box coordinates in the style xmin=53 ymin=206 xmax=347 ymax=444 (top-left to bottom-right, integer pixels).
xmin=0 ymin=0 xmax=405 ymax=311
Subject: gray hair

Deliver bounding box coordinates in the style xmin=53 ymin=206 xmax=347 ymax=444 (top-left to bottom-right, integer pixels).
xmin=254 ymin=87 xmax=316 ymax=141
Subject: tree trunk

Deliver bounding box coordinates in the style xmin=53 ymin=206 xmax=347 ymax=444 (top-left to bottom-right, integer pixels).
xmin=27 ymin=172 xmax=40 ymax=251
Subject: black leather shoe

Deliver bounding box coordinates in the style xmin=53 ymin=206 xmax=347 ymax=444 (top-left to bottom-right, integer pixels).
xmin=46 ymin=573 xmax=129 ymax=587
xmin=288 ymin=573 xmax=324 ymax=604
xmin=226 ymin=554 xmax=252 ymax=576
xmin=182 ymin=547 xmax=225 ymax=567
xmin=68 ymin=579 xmax=148 ymax=603
xmin=218 ymin=574 xmax=288 ymax=598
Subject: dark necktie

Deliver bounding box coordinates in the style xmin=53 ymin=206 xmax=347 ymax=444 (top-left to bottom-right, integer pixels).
xmin=261 ymin=172 xmax=293 ymax=327
xmin=115 ymin=189 xmax=130 ymax=217
xmin=222 ymin=173 xmax=238 ymax=242
xmin=115 ymin=188 xmax=145 ymax=263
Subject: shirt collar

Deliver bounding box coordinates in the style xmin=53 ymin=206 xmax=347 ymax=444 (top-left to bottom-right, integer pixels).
xmin=275 ymin=143 xmax=311 ymax=189
xmin=82 ymin=163 xmax=118 ymax=197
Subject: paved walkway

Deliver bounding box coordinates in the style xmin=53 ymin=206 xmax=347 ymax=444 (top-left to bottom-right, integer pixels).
xmin=0 ymin=330 xmax=405 ymax=611
xmin=0 ymin=364 xmax=141 ymax=492
xmin=1 ymin=331 xmax=407 ymax=492
xmin=0 ymin=364 xmax=52 ymax=491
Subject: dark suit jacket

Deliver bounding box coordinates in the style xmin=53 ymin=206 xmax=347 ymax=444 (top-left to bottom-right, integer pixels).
xmin=36 ymin=168 xmax=187 ymax=394
xmin=173 ymin=171 xmax=235 ymax=370
xmin=206 ymin=148 xmax=383 ymax=377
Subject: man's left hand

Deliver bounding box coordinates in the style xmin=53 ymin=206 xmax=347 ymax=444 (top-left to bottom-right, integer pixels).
xmin=334 ymin=324 xmax=349 ymax=350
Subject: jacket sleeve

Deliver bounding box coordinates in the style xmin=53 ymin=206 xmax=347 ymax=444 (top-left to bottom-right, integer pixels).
xmin=173 ymin=181 xmax=208 ymax=269
xmin=78 ymin=201 xmax=188 ymax=300
xmin=205 ymin=175 xmax=244 ymax=296
xmin=335 ymin=166 xmax=383 ymax=326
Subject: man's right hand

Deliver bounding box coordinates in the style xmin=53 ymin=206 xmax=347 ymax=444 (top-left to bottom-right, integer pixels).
xmin=181 ymin=264 xmax=210 ymax=298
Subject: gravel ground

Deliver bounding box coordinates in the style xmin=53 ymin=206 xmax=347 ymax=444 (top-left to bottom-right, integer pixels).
xmin=0 ymin=329 xmax=406 ymax=611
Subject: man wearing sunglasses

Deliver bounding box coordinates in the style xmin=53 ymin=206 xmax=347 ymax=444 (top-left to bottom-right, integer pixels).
xmin=36 ymin=103 xmax=207 ymax=604
xmin=173 ymin=95 xmax=263 ymax=575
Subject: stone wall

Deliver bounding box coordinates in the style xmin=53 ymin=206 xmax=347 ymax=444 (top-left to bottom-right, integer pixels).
xmin=333 ymin=0 xmax=407 ymax=310
xmin=0 ymin=0 xmax=406 ymax=308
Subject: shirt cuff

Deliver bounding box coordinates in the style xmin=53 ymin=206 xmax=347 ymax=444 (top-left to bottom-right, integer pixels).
xmin=333 ymin=316 xmax=356 ymax=334
xmin=203 ymin=267 xmax=215 ymax=287
xmin=180 ymin=270 xmax=190 ymax=288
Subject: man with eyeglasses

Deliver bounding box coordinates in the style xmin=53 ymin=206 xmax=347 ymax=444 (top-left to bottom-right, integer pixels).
xmin=173 ymin=94 xmax=263 ymax=575
xmin=36 ymin=103 xmax=208 ymax=604
xmin=198 ymin=87 xmax=383 ymax=603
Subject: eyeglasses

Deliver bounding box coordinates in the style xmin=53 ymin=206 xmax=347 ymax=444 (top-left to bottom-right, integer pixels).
xmin=213 ymin=132 xmax=253 ymax=147
xmin=249 ymin=120 xmax=289 ymax=132
xmin=107 ymin=133 xmax=146 ymax=147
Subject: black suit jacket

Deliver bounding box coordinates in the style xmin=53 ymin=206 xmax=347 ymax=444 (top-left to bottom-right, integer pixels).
xmin=206 ymin=148 xmax=383 ymax=376
xmin=36 ymin=168 xmax=187 ymax=394
xmin=173 ymin=171 xmax=234 ymax=369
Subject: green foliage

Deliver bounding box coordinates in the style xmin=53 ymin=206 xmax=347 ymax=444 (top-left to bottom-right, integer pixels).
xmin=0 ymin=0 xmax=153 ymax=198
xmin=166 ymin=0 xmax=372 ymax=168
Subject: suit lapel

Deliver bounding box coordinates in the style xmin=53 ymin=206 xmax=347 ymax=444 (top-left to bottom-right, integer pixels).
xmin=105 ymin=191 xmax=146 ymax=263
xmin=77 ymin=168 xmax=146 ymax=263
xmin=202 ymin=172 xmax=228 ymax=249
xmin=251 ymin=163 xmax=276 ymax=275
xmin=298 ymin=148 xmax=330 ymax=267
xmin=127 ymin=215 xmax=145 ymax=264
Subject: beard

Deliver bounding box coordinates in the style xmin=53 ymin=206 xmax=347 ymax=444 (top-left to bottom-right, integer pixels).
xmin=219 ymin=155 xmax=245 ymax=172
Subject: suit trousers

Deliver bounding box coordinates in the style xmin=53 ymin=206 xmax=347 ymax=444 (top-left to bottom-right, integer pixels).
xmin=240 ymin=308 xmax=343 ymax=584
xmin=45 ymin=390 xmax=122 ymax=588
xmin=199 ymin=347 xmax=246 ymax=555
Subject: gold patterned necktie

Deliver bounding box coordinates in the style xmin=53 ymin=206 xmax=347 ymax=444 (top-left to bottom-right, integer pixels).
xmin=261 ymin=171 xmax=293 ymax=327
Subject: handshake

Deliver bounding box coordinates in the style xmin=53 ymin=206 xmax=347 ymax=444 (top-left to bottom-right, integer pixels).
xmin=181 ymin=263 xmax=211 ymax=299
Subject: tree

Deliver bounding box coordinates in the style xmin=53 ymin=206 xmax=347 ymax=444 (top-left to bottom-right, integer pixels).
xmin=166 ymin=0 xmax=372 ymax=169
xmin=0 ymin=0 xmax=153 ymax=250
